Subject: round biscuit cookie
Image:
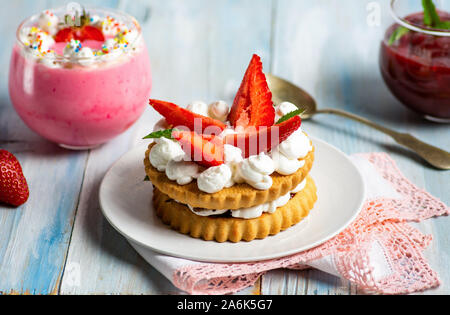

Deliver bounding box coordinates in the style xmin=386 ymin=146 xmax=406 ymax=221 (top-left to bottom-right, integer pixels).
xmin=153 ymin=176 xmax=317 ymax=243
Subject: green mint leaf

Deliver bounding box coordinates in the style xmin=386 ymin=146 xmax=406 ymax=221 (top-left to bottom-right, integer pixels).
xmin=422 ymin=0 xmax=442 ymax=27
xmin=276 ymin=109 xmax=304 ymax=124
xmin=143 ymin=129 xmax=174 ymax=140
xmin=144 ymin=176 xmax=150 ymax=182
xmin=388 ymin=26 xmax=410 ymax=45
xmin=437 ymin=20 xmax=450 ymax=30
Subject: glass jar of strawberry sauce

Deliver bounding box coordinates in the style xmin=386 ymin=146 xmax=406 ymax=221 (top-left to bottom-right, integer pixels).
xmin=380 ymin=0 xmax=450 ymax=123
xmin=9 ymin=6 xmax=152 ymax=149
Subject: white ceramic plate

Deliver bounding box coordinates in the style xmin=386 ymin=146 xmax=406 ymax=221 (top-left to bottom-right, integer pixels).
xmin=100 ymin=137 xmax=365 ymax=263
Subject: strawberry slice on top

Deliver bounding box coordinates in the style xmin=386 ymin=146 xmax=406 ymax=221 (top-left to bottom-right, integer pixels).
xmin=55 ymin=25 xmax=105 ymax=42
xmin=150 ymin=99 xmax=227 ymax=136
xmin=224 ymin=115 xmax=302 ymax=158
xmin=80 ymin=25 xmax=105 ymax=41
xmin=228 ymin=54 xmax=275 ymax=129
xmin=54 ymin=27 xmax=75 ymax=43
xmin=172 ymin=131 xmax=224 ymax=167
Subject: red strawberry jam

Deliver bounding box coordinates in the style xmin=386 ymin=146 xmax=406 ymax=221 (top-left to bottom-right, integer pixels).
xmin=380 ymin=12 xmax=450 ymax=121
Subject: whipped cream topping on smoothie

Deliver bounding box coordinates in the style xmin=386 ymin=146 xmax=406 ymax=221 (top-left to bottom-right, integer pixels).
xmin=63 ymin=39 xmax=97 ymax=66
xmin=18 ymin=9 xmax=142 ymax=67
xmin=38 ymin=10 xmax=59 ymax=34
xmin=149 ymin=101 xmax=313 ymax=194
xmin=19 ymin=26 xmax=55 ymax=56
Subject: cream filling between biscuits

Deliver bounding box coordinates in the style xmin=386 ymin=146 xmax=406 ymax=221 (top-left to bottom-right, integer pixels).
xmin=178 ymin=178 xmax=308 ymax=220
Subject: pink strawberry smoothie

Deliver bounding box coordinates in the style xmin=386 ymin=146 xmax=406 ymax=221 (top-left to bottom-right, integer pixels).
xmin=9 ymin=40 xmax=152 ymax=148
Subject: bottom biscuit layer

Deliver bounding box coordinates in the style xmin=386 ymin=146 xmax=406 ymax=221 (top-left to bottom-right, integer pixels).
xmin=153 ymin=176 xmax=318 ymax=243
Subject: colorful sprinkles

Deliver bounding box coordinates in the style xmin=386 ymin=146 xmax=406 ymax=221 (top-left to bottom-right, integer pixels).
xmin=21 ymin=10 xmax=139 ymax=65
xmin=21 ymin=26 xmax=54 ymax=56
xmin=66 ymin=40 xmax=83 ymax=53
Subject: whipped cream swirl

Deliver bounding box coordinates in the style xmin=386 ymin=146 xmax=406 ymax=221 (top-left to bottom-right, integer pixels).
xmin=186 ymin=178 xmax=308 ymax=219
xmin=237 ymin=153 xmax=276 ymax=190
xmin=63 ymin=40 xmax=96 ymax=66
xmin=149 ymin=137 xmax=186 ymax=172
xmin=37 ymin=10 xmax=59 ymax=35
xmin=20 ymin=26 xmax=55 ymax=57
xmin=209 ymin=101 xmax=230 ymax=122
xmin=166 ymin=160 xmax=201 ymax=185
xmin=197 ymin=164 xmax=233 ymax=194
xmin=270 ymin=102 xmax=312 ymax=175
xmin=275 ymin=101 xmax=300 ymax=122
xmin=187 ymin=101 xmax=210 ymax=117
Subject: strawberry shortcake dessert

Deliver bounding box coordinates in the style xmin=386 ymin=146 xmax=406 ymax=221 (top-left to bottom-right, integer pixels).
xmin=144 ymin=55 xmax=316 ymax=243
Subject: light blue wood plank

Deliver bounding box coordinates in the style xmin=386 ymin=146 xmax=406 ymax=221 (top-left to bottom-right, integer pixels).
xmin=261 ymin=269 xmax=355 ymax=295
xmin=302 ymin=270 xmax=354 ymax=295
xmin=0 ymin=0 xmax=163 ymax=295
xmin=59 ymin=132 xmax=184 ymax=295
xmin=261 ymin=269 xmax=307 ymax=295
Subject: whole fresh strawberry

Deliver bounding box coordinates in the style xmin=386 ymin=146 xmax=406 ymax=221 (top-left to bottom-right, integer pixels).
xmin=0 ymin=150 xmax=29 ymax=207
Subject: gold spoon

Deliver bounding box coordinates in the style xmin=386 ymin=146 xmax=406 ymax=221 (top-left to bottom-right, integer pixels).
xmin=267 ymin=74 xmax=450 ymax=170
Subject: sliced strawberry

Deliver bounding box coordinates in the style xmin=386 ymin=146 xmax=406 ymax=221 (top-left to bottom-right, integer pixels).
xmin=0 ymin=150 xmax=29 ymax=207
xmin=172 ymin=131 xmax=224 ymax=167
xmin=150 ymin=99 xmax=227 ymax=136
xmin=81 ymin=26 xmax=105 ymax=41
xmin=224 ymin=116 xmax=302 ymax=158
xmin=228 ymin=54 xmax=275 ymax=129
xmin=54 ymin=28 xmax=75 ymax=42
xmin=54 ymin=26 xmax=105 ymax=43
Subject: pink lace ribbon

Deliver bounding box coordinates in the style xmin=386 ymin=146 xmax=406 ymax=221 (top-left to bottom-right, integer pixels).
xmin=171 ymin=153 xmax=449 ymax=295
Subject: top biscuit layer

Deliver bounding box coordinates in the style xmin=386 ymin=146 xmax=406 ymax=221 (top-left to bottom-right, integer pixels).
xmin=144 ymin=143 xmax=315 ymax=210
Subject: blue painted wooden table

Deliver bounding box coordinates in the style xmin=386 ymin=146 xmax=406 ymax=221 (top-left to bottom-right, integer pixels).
xmin=0 ymin=0 xmax=448 ymax=295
